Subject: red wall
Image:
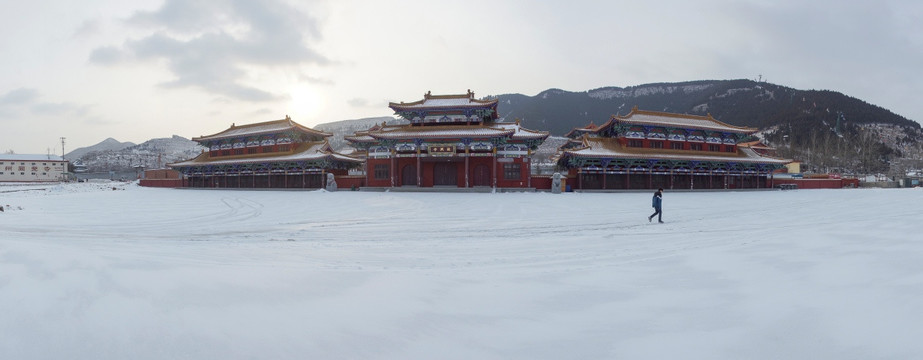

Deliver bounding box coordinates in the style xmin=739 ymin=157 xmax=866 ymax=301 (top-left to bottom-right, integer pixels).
xmin=531 ymin=175 xmax=553 ymax=190
xmin=139 ymin=179 xmax=183 ymax=187
xmin=335 ymin=175 xmax=365 ymax=190
xmin=364 ymin=156 xmax=534 ymax=188
xmin=143 ymin=169 xmax=181 ymax=180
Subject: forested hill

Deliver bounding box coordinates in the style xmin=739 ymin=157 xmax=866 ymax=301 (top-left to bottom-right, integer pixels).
xmin=492 ymin=79 xmax=919 ymax=137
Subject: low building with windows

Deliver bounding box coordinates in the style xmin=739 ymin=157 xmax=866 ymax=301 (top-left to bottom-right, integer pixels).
xmin=0 ymin=154 xmax=68 ymax=182
xmin=556 ymin=107 xmax=790 ymax=190
xmin=168 ymin=116 xmax=363 ymax=189
xmin=345 ymin=90 xmax=549 ymax=189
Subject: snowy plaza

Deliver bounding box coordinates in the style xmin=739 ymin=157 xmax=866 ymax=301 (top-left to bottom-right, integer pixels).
xmin=1 ymin=183 xmax=921 ymax=359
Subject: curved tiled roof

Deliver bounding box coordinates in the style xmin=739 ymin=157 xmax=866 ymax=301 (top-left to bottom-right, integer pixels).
xmin=389 ymin=90 xmax=498 ymax=111
xmin=495 ymin=123 xmax=550 ymax=140
xmin=616 ymin=107 xmax=756 ymax=134
xmin=563 ymin=137 xmax=790 ymax=164
xmin=192 ymin=116 xmax=331 ymax=142
xmin=169 ymin=141 xmax=361 ymax=167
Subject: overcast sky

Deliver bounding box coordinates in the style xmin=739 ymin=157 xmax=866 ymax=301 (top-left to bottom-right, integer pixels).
xmin=1 ymin=0 xmax=921 ymax=154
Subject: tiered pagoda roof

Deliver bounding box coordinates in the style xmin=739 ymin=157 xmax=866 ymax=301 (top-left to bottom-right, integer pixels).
xmin=390 ymin=90 xmax=498 ymax=111
xmin=389 ymin=90 xmax=500 ymax=123
xmin=345 ymin=120 xmax=549 ymax=143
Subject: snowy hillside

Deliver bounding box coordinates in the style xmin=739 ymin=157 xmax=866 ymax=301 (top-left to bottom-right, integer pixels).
xmin=314 ymin=116 xmax=403 ymax=151
xmin=73 ymin=135 xmax=204 ymax=172
xmin=2 ymin=184 xmax=921 ymax=359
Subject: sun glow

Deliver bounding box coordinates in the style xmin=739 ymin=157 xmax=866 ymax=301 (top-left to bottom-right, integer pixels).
xmin=288 ymin=85 xmax=324 ymax=121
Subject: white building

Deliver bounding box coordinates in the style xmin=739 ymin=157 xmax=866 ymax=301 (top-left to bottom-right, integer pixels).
xmin=0 ymin=154 xmax=68 ymax=182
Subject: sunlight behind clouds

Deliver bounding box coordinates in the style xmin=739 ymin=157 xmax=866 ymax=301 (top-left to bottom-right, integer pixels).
xmin=288 ymin=84 xmax=324 ymax=121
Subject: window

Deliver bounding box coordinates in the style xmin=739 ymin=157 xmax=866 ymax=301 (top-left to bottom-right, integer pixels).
xmin=262 ymin=146 xmax=273 ymax=153
xmin=503 ymin=163 xmax=522 ymax=180
xmin=671 ymin=142 xmax=684 ymax=150
xmin=221 ymin=150 xmax=230 ymax=156
xmin=235 ymin=149 xmax=244 ymax=155
xmin=725 ymin=146 xmax=736 ymax=153
xmin=374 ymin=164 xmax=390 ymax=180
xmin=628 ymin=139 xmax=643 ymax=148
xmin=280 ymin=144 xmax=291 ymax=152
xmin=709 ymin=144 xmax=721 ymax=152
xmin=690 ymin=143 xmax=703 ymax=151
xmin=248 ymin=148 xmax=258 ymax=154
xmin=649 ymin=141 xmax=663 ymax=149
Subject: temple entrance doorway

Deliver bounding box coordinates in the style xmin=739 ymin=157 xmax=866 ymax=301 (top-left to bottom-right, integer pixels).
xmin=433 ymin=162 xmax=457 ymax=186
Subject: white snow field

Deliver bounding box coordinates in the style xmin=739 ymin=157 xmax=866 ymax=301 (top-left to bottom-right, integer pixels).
xmin=1 ymin=182 xmax=921 ymax=359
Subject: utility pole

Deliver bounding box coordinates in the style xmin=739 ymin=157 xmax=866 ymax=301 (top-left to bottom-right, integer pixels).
xmin=60 ymin=137 xmax=66 ymax=157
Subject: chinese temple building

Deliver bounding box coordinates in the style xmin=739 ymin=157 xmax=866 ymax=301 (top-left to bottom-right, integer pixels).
xmin=169 ymin=116 xmax=362 ymax=189
xmin=557 ymin=107 xmax=790 ymax=190
xmin=346 ymin=90 xmax=549 ymax=189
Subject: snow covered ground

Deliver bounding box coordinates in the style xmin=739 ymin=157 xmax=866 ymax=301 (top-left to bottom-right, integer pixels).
xmin=1 ymin=182 xmax=921 ymax=359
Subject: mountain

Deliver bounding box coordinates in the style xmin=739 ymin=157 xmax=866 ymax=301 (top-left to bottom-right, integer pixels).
xmin=65 ymin=137 xmax=135 ymax=161
xmin=492 ymin=79 xmax=920 ymax=137
xmin=487 ymin=79 xmax=922 ymax=174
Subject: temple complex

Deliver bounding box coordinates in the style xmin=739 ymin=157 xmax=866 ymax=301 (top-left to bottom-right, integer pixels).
xmin=169 ymin=116 xmax=362 ymax=188
xmin=556 ymin=107 xmax=790 ymax=190
xmin=346 ymin=90 xmax=549 ymax=188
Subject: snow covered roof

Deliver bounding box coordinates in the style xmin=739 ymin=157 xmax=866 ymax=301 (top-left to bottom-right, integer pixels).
xmin=1 ymin=154 xmax=66 ymax=162
xmin=389 ymin=90 xmax=498 ymax=111
xmin=613 ymin=107 xmax=757 ymax=134
xmin=169 ymin=141 xmax=361 ymax=167
xmin=563 ymin=137 xmax=790 ymax=164
xmin=192 ymin=116 xmax=331 ymax=142
xmin=495 ymin=122 xmax=551 ymax=140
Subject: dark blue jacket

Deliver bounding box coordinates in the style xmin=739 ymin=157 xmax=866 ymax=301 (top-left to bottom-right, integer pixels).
xmin=652 ymin=192 xmax=662 ymax=209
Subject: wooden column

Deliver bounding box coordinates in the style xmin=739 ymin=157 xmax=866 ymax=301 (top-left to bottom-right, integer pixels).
xmin=391 ymin=149 xmax=396 ymax=187
xmin=465 ymin=146 xmax=470 ymax=188
xmin=416 ymin=146 xmax=421 ymax=186
xmin=491 ymin=147 xmax=497 ymax=188
xmin=625 ymin=169 xmax=630 ymax=190
xmin=526 ymin=148 xmax=532 ymax=188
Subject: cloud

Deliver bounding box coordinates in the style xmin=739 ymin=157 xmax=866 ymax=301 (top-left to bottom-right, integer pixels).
xmin=88 ymin=46 xmax=126 ymax=65
xmin=299 ymin=74 xmax=334 ymax=86
xmin=0 ymin=88 xmax=40 ymax=106
xmin=31 ymin=102 xmax=92 ymax=117
xmin=72 ymin=19 xmax=101 ymax=39
xmin=250 ymin=108 xmax=273 ymax=116
xmin=89 ymin=0 xmax=329 ymax=103
xmin=347 ymin=98 xmax=373 ymax=108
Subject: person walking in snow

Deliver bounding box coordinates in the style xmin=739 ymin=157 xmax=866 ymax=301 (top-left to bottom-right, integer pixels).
xmin=648 ymin=188 xmax=663 ymax=223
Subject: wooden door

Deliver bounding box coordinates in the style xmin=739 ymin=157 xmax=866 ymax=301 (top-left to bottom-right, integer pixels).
xmin=472 ymin=164 xmax=490 ymax=186
xmin=401 ymin=164 xmax=417 ymax=186
xmin=433 ymin=162 xmax=457 ymax=186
